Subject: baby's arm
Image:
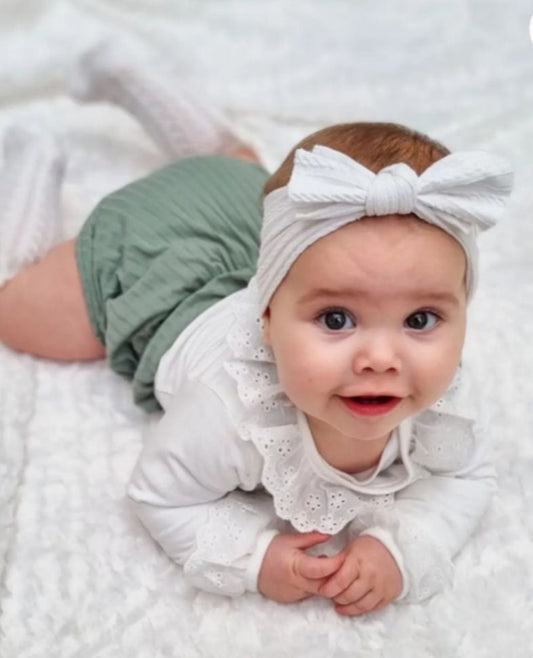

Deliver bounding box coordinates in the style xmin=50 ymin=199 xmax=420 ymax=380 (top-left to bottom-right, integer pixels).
xmin=128 ymin=380 xmax=339 ymax=599
xmin=348 ymin=424 xmax=496 ymax=603
xmin=128 ymin=382 xmax=274 ymax=596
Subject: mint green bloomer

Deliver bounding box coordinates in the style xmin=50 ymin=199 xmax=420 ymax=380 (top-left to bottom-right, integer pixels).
xmin=76 ymin=155 xmax=268 ymax=412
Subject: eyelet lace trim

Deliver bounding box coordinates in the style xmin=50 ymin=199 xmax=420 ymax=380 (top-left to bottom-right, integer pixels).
xmin=184 ymin=490 xmax=276 ymax=597
xmin=411 ymin=367 xmax=478 ymax=473
xmin=398 ymin=520 xmax=454 ymax=602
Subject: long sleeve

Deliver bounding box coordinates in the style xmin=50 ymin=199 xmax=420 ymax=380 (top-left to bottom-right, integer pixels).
xmin=350 ymin=406 xmax=496 ymax=602
xmin=127 ymin=380 xmax=282 ymax=596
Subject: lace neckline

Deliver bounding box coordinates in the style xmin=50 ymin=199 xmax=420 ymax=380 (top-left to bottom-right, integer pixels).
xmin=223 ymin=280 xmax=436 ymax=533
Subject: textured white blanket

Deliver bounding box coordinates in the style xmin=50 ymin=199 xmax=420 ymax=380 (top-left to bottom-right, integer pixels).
xmin=0 ymin=1 xmax=532 ymax=656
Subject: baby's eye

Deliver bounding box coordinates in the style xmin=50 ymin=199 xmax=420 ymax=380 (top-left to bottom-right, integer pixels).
xmin=405 ymin=310 xmax=439 ymax=331
xmin=318 ymin=309 xmax=355 ymax=331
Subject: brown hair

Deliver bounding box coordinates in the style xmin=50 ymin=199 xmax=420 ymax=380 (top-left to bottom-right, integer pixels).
xmin=263 ymin=122 xmax=450 ymax=197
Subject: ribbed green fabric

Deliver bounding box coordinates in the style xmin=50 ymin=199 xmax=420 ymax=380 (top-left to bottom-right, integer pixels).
xmin=76 ymin=155 xmax=269 ymax=412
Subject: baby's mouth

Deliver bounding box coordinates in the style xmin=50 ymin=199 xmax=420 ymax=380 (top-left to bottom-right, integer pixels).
xmin=351 ymin=395 xmax=395 ymax=404
xmin=340 ymin=395 xmax=402 ymax=417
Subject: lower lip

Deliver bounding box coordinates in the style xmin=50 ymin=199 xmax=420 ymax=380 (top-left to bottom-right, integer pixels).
xmin=340 ymin=396 xmax=402 ymax=417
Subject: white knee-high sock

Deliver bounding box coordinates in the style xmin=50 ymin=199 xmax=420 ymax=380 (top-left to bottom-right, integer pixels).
xmin=0 ymin=127 xmax=65 ymax=287
xmin=69 ymin=40 xmax=251 ymax=160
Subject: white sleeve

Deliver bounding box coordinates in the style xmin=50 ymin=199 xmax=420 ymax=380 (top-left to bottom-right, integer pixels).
xmin=127 ymin=380 xmax=282 ymax=597
xmin=349 ymin=420 xmax=496 ymax=603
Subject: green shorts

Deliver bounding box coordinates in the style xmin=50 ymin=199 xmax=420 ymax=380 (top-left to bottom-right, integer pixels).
xmin=76 ymin=155 xmax=269 ymax=412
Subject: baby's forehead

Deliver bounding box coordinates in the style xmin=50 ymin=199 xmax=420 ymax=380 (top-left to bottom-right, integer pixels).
xmin=285 ymin=215 xmax=467 ymax=298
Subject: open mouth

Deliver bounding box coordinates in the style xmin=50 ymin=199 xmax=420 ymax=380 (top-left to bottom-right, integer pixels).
xmin=340 ymin=395 xmax=401 ymax=417
xmin=353 ymin=395 xmax=395 ymax=404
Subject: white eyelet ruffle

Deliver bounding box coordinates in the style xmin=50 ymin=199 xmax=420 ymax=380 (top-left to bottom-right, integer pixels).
xmin=183 ymin=490 xmax=278 ymax=597
xmin=411 ymin=367 xmax=478 ymax=473
xmin=396 ymin=519 xmax=454 ymax=602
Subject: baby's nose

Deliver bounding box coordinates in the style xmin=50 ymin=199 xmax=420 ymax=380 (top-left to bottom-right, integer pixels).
xmin=351 ymin=332 xmax=401 ymax=374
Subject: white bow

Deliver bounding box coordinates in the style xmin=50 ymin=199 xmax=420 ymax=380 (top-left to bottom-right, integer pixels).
xmin=287 ymin=145 xmax=513 ymax=234
xmin=256 ymin=145 xmax=513 ymax=313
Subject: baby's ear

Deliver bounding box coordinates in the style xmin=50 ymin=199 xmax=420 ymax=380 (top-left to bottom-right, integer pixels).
xmin=262 ymin=308 xmax=271 ymax=345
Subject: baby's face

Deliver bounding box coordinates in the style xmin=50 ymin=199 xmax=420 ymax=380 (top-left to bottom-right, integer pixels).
xmin=262 ymin=215 xmax=467 ymax=466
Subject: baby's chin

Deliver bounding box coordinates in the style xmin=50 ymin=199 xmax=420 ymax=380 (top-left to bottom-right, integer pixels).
xmin=315 ymin=416 xmax=400 ymax=444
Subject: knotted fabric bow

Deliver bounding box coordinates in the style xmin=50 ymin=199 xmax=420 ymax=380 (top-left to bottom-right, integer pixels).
xmin=255 ymin=145 xmax=513 ymax=313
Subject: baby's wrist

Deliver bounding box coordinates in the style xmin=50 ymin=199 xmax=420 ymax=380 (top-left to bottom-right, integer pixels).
xmin=245 ymin=529 xmax=280 ymax=592
xmin=358 ymin=528 xmax=409 ymax=599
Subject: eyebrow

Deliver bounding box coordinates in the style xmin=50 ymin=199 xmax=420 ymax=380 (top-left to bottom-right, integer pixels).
xmin=297 ymin=287 xmax=461 ymax=305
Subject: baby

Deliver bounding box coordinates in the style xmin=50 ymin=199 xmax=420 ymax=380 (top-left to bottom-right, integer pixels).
xmin=0 ymin=43 xmax=513 ymax=616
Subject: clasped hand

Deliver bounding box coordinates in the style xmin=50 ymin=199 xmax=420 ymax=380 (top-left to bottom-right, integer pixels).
xmin=257 ymin=532 xmax=403 ymax=616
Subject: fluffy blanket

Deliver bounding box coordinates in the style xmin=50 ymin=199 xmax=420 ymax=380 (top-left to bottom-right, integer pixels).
xmin=0 ymin=1 xmax=532 ymax=656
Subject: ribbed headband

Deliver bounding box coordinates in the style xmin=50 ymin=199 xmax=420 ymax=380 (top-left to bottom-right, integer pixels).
xmin=256 ymin=145 xmax=513 ymax=314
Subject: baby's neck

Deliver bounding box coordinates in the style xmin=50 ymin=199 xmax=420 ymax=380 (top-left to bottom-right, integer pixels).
xmin=307 ymin=417 xmax=391 ymax=475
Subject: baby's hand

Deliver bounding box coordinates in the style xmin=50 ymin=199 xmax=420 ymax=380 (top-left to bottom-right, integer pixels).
xmin=319 ymin=535 xmax=403 ymax=616
xmin=258 ymin=531 xmax=345 ymax=604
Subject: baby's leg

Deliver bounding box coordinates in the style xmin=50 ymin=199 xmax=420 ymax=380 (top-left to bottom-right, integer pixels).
xmin=0 ymin=126 xmax=104 ymax=360
xmin=69 ymin=40 xmax=260 ymax=163
xmin=0 ymin=240 xmax=105 ymax=360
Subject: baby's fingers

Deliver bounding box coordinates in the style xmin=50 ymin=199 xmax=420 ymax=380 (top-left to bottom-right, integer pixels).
xmin=335 ymin=591 xmax=385 ymax=617
xmin=319 ymin=559 xmax=359 ymax=599
xmin=297 ymin=551 xmax=344 ymax=581
xmin=333 ymin=577 xmax=373 ymax=605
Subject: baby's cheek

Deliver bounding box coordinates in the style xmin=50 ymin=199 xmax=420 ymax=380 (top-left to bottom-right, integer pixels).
xmin=277 ymin=353 xmax=322 ymax=399
xmin=284 ymin=359 xmax=315 ymax=388
xmin=419 ymin=352 xmax=460 ymax=404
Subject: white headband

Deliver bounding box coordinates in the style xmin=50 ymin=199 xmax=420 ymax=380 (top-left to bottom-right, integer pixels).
xmin=256 ymin=145 xmax=513 ymax=313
